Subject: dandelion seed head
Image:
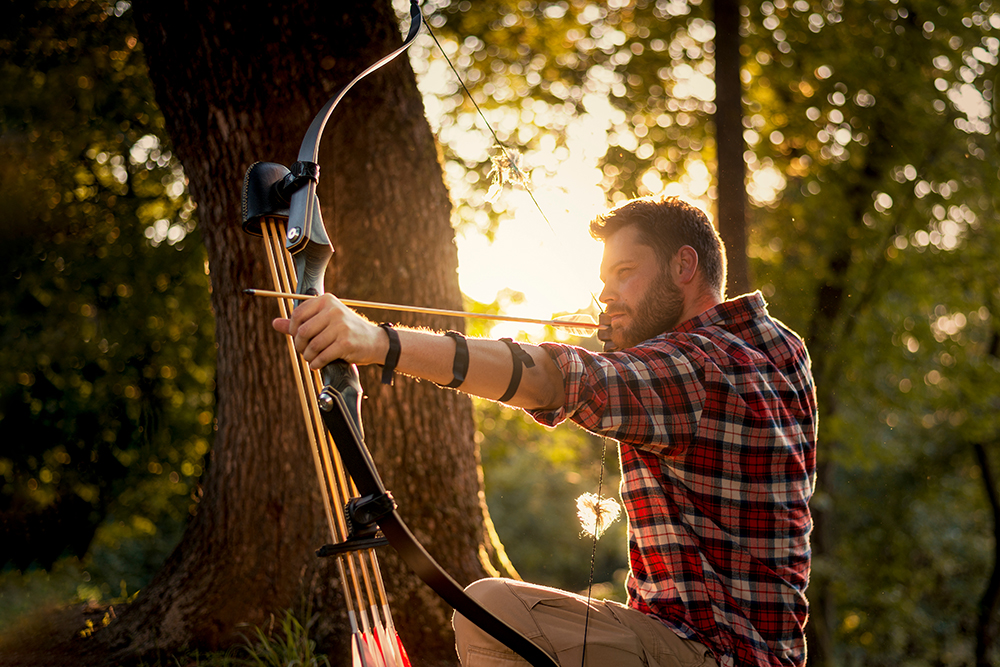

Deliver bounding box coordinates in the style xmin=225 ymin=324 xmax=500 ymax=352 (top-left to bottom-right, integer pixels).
xmin=576 ymin=492 xmax=622 ymax=539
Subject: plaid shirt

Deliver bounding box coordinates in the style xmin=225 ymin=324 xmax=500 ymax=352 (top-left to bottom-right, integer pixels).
xmin=530 ymin=292 xmax=817 ymax=667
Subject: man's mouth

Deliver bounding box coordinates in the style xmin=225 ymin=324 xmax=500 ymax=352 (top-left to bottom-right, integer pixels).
xmin=605 ymin=308 xmax=628 ymax=325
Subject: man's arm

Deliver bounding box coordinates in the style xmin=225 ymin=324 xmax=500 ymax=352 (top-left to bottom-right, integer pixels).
xmin=272 ymin=294 xmax=566 ymax=411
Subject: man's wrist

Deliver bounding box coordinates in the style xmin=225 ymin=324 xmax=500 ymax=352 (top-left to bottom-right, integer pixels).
xmin=377 ymin=323 xmax=400 ymax=385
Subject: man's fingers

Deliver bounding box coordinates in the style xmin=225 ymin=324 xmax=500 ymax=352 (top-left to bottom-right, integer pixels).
xmin=303 ymin=326 xmax=342 ymax=367
xmin=269 ymin=293 xmax=376 ymax=369
xmin=309 ymin=347 xmax=342 ymax=370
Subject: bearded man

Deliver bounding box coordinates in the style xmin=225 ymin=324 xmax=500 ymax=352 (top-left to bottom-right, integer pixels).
xmin=275 ymin=195 xmax=818 ymax=667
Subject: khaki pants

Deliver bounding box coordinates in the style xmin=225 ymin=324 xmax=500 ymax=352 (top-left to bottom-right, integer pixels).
xmin=453 ymin=579 xmax=718 ymax=667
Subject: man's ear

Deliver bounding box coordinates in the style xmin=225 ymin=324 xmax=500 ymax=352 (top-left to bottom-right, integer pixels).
xmin=673 ymin=245 xmax=700 ymax=285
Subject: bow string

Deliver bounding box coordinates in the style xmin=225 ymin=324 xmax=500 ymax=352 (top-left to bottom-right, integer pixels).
xmin=420 ymin=12 xmax=629 ymax=667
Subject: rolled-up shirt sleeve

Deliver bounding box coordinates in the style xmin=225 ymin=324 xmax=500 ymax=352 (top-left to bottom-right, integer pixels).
xmin=527 ymin=339 xmax=706 ymax=457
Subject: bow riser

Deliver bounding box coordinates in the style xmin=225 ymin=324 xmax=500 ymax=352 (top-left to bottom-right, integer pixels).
xmin=287 ymin=186 xmax=333 ymax=295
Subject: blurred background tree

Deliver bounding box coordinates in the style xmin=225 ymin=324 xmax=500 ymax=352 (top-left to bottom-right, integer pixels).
xmin=476 ymin=399 xmax=627 ymax=597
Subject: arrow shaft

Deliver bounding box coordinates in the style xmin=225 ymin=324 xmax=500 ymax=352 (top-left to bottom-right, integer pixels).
xmin=245 ymin=288 xmax=602 ymax=331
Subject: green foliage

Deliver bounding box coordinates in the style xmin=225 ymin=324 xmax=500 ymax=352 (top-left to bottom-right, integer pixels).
xmin=0 ymin=558 xmax=89 ymax=633
xmin=0 ymin=0 xmax=215 ymax=590
xmin=416 ymin=0 xmax=717 ymax=236
xmin=744 ymin=3 xmax=1000 ymax=662
xmin=475 ymin=399 xmax=627 ymax=597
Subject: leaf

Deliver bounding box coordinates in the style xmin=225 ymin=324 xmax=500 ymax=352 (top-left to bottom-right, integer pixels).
xmin=485 ymin=146 xmax=529 ymax=203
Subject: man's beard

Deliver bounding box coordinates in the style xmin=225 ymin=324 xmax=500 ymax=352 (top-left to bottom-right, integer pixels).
xmin=608 ymin=269 xmax=684 ymax=350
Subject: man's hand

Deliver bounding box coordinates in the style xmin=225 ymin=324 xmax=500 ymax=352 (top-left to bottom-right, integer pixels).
xmin=271 ymin=294 xmax=389 ymax=370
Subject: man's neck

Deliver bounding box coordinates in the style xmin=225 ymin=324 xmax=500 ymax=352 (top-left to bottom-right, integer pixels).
xmin=678 ymin=290 xmax=723 ymax=328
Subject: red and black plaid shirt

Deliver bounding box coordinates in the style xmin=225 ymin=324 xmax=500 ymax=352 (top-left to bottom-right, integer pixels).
xmin=530 ymin=292 xmax=817 ymax=667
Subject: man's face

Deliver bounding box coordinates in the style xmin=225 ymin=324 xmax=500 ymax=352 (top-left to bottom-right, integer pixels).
xmin=599 ymin=225 xmax=684 ymax=350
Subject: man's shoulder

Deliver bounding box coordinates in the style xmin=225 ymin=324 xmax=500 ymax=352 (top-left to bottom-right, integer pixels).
xmin=649 ymin=297 xmax=810 ymax=377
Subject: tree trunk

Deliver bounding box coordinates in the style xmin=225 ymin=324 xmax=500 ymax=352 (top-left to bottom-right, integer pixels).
xmin=974 ymin=319 xmax=1000 ymax=666
xmin=973 ymin=442 xmax=1000 ymax=667
xmin=712 ymin=0 xmax=750 ymax=297
xmin=92 ymin=2 xmax=511 ymax=664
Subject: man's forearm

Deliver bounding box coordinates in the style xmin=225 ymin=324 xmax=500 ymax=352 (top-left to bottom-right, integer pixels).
xmin=388 ymin=328 xmax=566 ymax=411
xmin=273 ymin=294 xmax=566 ymax=411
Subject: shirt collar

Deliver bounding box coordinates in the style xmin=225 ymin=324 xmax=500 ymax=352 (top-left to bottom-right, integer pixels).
xmin=672 ymin=291 xmax=767 ymax=335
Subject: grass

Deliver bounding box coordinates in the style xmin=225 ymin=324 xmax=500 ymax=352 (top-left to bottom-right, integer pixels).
xmin=128 ymin=610 xmax=330 ymax=667
xmin=0 ymin=562 xmax=330 ymax=667
xmin=237 ymin=610 xmax=330 ymax=667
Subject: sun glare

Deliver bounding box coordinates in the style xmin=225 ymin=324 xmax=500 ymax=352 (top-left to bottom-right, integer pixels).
xmin=409 ymin=26 xmax=715 ymax=340
xmin=456 ymin=171 xmax=607 ymax=341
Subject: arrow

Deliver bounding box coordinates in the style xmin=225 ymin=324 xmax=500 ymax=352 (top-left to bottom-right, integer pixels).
xmin=244 ymin=288 xmax=604 ymax=336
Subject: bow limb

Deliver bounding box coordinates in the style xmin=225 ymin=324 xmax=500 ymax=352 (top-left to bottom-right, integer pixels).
xmin=283 ymin=0 xmax=423 ymax=263
xmin=317 ymin=369 xmax=558 ymax=667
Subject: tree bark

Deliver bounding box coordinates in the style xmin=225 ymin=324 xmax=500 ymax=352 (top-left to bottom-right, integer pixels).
xmin=712 ymin=0 xmax=750 ymax=297
xmin=91 ymin=2 xmax=512 ymax=664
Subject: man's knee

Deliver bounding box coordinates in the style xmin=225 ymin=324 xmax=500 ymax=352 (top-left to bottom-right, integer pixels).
xmin=465 ymin=577 xmax=519 ymax=606
xmin=454 ymin=578 xmax=518 ymax=638
xmin=456 ymin=578 xmax=554 ymax=666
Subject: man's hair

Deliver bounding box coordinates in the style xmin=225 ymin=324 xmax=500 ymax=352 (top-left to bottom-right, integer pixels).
xmin=589 ymin=195 xmax=727 ymax=297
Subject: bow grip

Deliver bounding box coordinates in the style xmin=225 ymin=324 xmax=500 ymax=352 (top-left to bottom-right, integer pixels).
xmin=319 ymin=361 xmax=366 ymax=442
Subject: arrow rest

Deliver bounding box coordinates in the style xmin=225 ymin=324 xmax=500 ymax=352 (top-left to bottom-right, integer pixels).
xmin=317 ymin=492 xmax=396 ymax=558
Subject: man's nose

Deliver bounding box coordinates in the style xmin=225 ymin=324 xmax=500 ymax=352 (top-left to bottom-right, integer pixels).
xmin=598 ymin=283 xmax=614 ymax=306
